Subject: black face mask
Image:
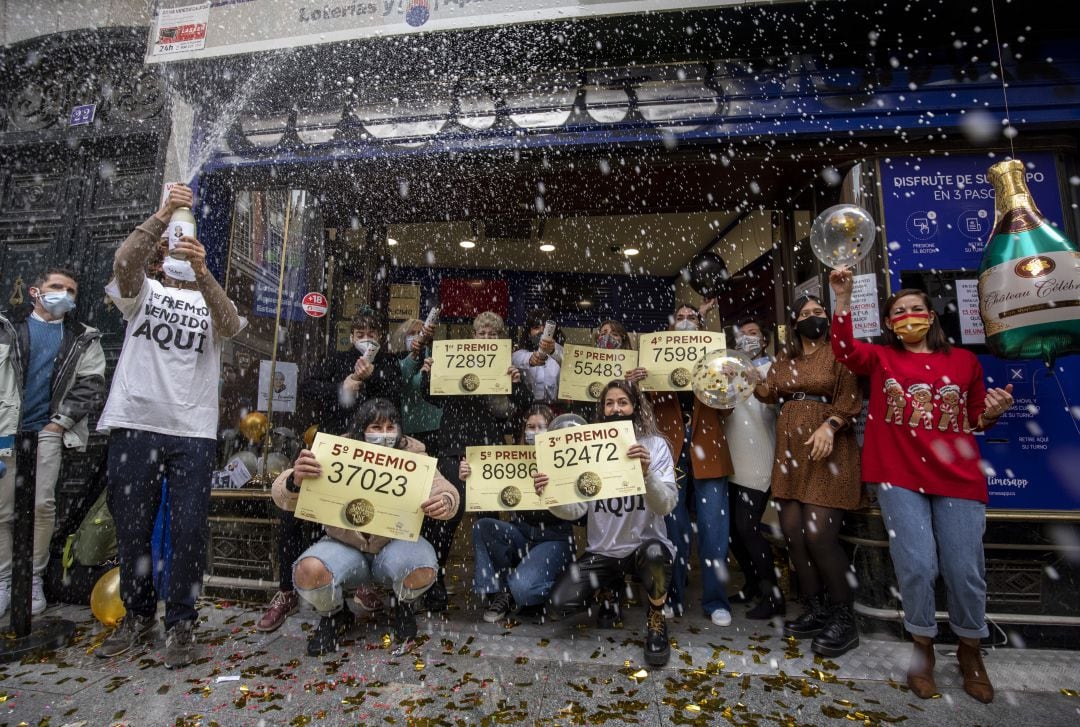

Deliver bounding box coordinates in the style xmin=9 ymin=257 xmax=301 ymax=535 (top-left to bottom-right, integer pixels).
xmin=796 ymin=315 xmax=829 ymax=340
xmin=603 ymin=412 xmax=634 ymax=423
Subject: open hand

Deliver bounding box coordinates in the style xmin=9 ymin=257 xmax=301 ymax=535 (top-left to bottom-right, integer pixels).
xmin=293 ymin=449 xmax=322 ymax=483
xmin=533 ymin=471 xmax=550 ymax=497
xmin=627 ymin=442 xmax=651 ymax=474
xmin=804 ymin=423 xmax=834 ymax=461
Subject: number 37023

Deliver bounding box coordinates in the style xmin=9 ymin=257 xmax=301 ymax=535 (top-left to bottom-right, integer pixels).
xmin=326 ymin=462 xmax=406 ymax=497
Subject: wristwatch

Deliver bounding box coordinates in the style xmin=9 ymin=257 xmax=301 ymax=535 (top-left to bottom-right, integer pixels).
xmin=826 ymin=418 xmax=843 ymax=432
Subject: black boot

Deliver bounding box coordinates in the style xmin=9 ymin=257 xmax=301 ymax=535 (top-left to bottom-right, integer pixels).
xmin=307 ymin=609 xmax=354 ymax=657
xmin=417 ymin=579 xmax=448 ymax=614
xmin=594 ymin=590 xmax=621 ymax=629
xmin=643 ymin=605 xmax=670 ymax=667
xmin=729 ymin=585 xmax=760 ymax=604
xmin=783 ymin=593 xmax=829 ymax=639
xmin=391 ymin=600 xmax=418 ymax=643
xmin=746 ymin=586 xmax=786 ymax=620
xmin=811 ymin=602 xmax=860 ymax=657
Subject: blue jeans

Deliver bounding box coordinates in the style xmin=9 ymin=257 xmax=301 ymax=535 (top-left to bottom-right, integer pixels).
xmin=107 ymin=429 xmax=216 ymax=627
xmin=295 ymin=536 xmax=438 ymax=616
xmin=665 ymin=432 xmax=731 ymax=616
xmin=472 ymin=518 xmax=574 ymax=607
xmin=876 ymin=484 xmax=989 ymax=639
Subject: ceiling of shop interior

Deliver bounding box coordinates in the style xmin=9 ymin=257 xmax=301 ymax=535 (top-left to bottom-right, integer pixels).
xmin=324 ymin=148 xmax=816 ymax=276
xmin=385 ymin=211 xmax=741 ymax=276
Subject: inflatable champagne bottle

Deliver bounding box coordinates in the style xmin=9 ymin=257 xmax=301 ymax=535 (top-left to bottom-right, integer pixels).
xmin=977 ymin=159 xmax=1080 ymax=365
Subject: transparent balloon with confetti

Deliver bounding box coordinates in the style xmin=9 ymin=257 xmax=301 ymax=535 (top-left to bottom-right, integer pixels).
xmin=809 ymin=204 xmax=877 ymax=269
xmin=691 ymin=349 xmax=757 ymax=409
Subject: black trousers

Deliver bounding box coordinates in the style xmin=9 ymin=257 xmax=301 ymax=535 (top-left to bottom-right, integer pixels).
xmin=728 ymin=484 xmax=778 ymax=595
xmin=107 ymin=429 xmax=215 ymax=626
xmin=277 ymin=508 xmax=322 ymax=592
xmin=420 ymin=454 xmax=467 ymax=578
xmin=547 ymin=539 xmax=672 ymax=616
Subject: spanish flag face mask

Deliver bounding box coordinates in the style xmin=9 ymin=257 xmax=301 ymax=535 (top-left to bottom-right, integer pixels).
xmin=891 ymin=312 xmax=932 ymax=344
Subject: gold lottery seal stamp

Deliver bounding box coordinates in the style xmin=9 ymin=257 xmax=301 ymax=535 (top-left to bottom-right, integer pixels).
xmin=460 ymin=373 xmax=480 ymax=392
xmin=576 ymin=471 xmax=603 ymax=498
xmin=670 ymin=367 xmax=691 ymax=388
xmin=343 ymin=498 xmax=375 ymax=527
xmin=499 ymin=486 xmax=522 ymax=508
xmin=587 ymin=381 xmax=605 ymax=400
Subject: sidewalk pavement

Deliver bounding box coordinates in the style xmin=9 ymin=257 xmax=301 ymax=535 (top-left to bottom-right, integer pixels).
xmin=3 ymin=593 xmax=1078 ymax=726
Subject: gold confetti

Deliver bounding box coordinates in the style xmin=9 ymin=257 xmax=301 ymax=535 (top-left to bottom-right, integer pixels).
xmin=414 ymin=661 xmax=425 ymax=672
xmin=631 ymin=669 xmax=649 ymax=682
xmin=1062 ymin=689 xmax=1079 ymax=697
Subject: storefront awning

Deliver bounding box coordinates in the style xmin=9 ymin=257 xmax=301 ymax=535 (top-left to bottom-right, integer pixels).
xmin=145 ymin=0 xmax=786 ymax=63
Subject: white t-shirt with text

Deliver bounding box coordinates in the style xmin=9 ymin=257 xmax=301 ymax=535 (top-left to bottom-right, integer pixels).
xmin=97 ymin=277 xmax=245 ymax=440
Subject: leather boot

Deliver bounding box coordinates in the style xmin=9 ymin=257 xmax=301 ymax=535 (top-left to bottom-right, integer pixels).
xmin=957 ymin=641 xmax=994 ymax=703
xmin=746 ymin=586 xmax=786 ymax=620
xmin=906 ymin=639 xmax=937 ymax=699
xmin=783 ymin=593 xmax=829 ymax=639
xmin=811 ymin=602 xmax=860 ymax=657
xmin=643 ymin=605 xmax=671 ymax=667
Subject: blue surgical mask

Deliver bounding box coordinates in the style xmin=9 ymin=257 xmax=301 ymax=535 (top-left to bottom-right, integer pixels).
xmin=39 ymin=292 xmax=76 ymax=317
xmin=674 ymin=319 xmax=698 ymax=331
xmin=523 ymin=428 xmax=546 ymax=445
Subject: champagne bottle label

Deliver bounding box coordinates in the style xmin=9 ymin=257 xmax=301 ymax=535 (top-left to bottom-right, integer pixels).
xmin=978 ymin=251 xmax=1080 ymax=336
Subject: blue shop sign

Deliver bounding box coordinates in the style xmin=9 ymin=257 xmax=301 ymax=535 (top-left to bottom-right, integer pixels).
xmin=880 ymin=153 xmax=1080 ymax=511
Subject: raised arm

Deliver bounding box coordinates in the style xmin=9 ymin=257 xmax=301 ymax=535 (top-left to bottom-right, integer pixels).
xmin=177 ymin=236 xmax=245 ymax=340
xmin=829 ymin=266 xmax=879 ymax=375
xmin=113 ymin=185 xmax=192 ymax=298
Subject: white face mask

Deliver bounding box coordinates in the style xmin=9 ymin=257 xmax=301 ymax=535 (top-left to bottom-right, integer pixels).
xmin=364 ymin=431 xmax=399 ymax=448
xmin=405 ymin=334 xmax=418 ymax=352
xmin=523 ymin=428 xmax=546 ymax=445
xmin=353 ymin=338 xmax=380 ymax=360
xmin=674 ymin=319 xmax=698 ymax=331
xmin=163 ymin=257 xmax=197 ymax=282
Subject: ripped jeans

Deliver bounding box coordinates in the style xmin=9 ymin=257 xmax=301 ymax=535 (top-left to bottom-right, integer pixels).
xmin=294 ymin=536 xmax=438 ymax=616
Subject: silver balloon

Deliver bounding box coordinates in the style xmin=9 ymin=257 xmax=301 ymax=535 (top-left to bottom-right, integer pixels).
xmin=691 ymin=349 xmax=757 ymax=409
xmin=809 ymin=204 xmax=876 ymax=268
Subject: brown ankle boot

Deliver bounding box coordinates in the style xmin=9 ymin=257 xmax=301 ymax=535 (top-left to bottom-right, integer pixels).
xmin=956 ymin=641 xmax=994 ymax=703
xmin=906 ymin=639 xmax=937 ymax=699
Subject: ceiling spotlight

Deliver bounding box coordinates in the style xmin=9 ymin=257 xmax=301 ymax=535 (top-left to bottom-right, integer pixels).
xmin=459 ymin=239 xmax=476 ymax=249
xmin=387 ymin=237 xmax=398 ymax=246
xmin=539 ymin=243 xmax=555 ymax=252
xmin=579 ymin=299 xmax=593 ymax=307
xmin=623 ymin=247 xmax=640 ymax=256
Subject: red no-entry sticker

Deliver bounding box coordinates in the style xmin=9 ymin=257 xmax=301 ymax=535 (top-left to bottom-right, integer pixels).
xmin=302 ymin=292 xmax=329 ymax=318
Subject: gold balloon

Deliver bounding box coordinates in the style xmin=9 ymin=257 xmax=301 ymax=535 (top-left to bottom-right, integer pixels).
xmin=90 ymin=566 xmax=126 ymax=627
xmin=239 ymin=412 xmax=270 ymax=443
xmin=303 ymin=424 xmax=319 ymax=448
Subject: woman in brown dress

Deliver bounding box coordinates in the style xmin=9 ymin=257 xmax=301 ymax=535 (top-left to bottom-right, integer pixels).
xmin=753 ymin=294 xmax=862 ymax=657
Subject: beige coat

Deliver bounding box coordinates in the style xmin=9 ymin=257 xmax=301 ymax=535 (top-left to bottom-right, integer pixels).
xmin=271 ymin=435 xmax=459 ymax=554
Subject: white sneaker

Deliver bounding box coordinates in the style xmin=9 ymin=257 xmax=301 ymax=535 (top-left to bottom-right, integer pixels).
xmin=662 ymin=604 xmax=675 ymax=619
xmin=710 ymin=608 xmax=732 ymax=627
xmin=31 ymin=576 xmax=47 ymax=616
xmin=0 ymin=580 xmax=10 ymax=615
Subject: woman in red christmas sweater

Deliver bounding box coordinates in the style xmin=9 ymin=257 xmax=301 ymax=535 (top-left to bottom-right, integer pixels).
xmin=829 ymin=267 xmax=1015 ymax=705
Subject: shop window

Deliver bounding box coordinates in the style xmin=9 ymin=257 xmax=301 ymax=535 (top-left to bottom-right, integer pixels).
xmin=214 ymin=189 xmax=326 ymax=490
